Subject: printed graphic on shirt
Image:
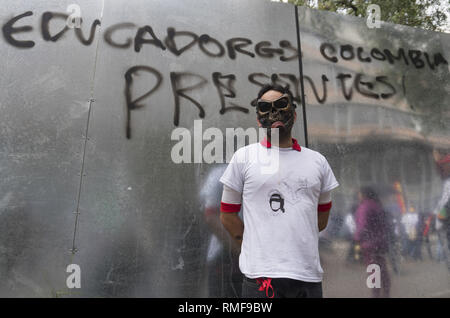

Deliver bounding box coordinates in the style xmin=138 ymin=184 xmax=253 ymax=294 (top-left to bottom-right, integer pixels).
xmin=266 ymin=175 xmax=313 ymax=215
xmin=278 ymin=175 xmax=310 ymax=204
xmin=268 ymin=190 xmax=285 ymax=214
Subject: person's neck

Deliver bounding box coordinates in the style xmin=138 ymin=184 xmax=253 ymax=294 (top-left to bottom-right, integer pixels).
xmin=268 ymin=131 xmax=292 ymax=148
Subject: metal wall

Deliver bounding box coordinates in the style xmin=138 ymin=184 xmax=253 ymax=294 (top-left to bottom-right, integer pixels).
xmin=298 ymin=7 xmax=450 ymax=297
xmin=0 ymin=0 xmax=448 ymax=297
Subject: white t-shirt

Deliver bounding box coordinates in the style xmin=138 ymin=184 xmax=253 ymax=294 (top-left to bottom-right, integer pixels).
xmin=219 ymin=142 xmax=339 ymax=282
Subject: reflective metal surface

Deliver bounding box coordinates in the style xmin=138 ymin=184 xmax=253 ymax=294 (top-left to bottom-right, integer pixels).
xmin=0 ymin=0 xmax=300 ymax=297
xmin=298 ymin=7 xmax=450 ymax=297
xmin=0 ymin=0 xmax=448 ymax=297
xmin=77 ymin=0 xmax=300 ymax=297
xmin=0 ymin=0 xmax=104 ymax=296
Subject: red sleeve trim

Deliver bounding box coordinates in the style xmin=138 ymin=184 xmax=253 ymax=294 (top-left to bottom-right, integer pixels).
xmin=220 ymin=202 xmax=241 ymax=213
xmin=318 ymin=201 xmax=332 ymax=212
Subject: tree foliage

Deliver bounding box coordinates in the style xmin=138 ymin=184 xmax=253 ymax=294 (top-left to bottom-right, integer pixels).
xmin=288 ymin=0 xmax=449 ymax=32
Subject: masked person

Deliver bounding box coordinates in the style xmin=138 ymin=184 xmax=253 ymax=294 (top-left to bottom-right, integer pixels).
xmin=219 ymin=84 xmax=339 ymax=298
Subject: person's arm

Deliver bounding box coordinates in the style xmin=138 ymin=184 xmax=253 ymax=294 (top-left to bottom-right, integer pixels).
xmin=220 ymin=185 xmax=244 ymax=249
xmin=220 ymin=213 xmax=244 ymax=249
xmin=220 ymin=185 xmax=244 ymax=250
xmin=318 ymin=191 xmax=332 ymax=232
xmin=318 ymin=156 xmax=339 ymax=232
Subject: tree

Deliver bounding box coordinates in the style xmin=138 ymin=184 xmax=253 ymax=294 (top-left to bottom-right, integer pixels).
xmin=287 ymin=0 xmax=449 ymax=32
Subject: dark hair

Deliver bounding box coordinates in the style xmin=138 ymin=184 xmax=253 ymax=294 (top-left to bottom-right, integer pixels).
xmin=360 ymin=185 xmax=381 ymax=203
xmin=250 ymin=83 xmax=297 ymax=109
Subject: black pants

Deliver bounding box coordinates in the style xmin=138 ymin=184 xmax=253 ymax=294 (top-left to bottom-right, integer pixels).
xmin=242 ymin=277 xmax=323 ymax=298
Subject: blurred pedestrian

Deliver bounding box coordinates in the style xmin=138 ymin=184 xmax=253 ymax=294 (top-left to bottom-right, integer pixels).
xmin=380 ymin=186 xmax=401 ymax=274
xmin=354 ymin=186 xmax=391 ymax=298
xmin=401 ymin=207 xmax=419 ymax=259
xmin=432 ymin=149 xmax=450 ymax=271
xmin=345 ymin=197 xmax=360 ymax=264
xmin=422 ymin=213 xmax=434 ymax=260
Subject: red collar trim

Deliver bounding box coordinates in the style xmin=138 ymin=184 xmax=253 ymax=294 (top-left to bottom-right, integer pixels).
xmin=260 ymin=137 xmax=301 ymax=152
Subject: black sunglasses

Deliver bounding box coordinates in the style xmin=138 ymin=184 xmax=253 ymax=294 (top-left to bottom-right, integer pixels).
xmin=256 ymin=94 xmax=291 ymax=114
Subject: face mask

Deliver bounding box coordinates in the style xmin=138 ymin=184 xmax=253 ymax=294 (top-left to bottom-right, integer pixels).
xmin=256 ymin=93 xmax=295 ymax=133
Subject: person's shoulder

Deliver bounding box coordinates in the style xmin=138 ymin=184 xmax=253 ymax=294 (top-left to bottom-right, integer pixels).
xmin=235 ymin=143 xmax=258 ymax=155
xmin=229 ymin=143 xmax=258 ymax=162
xmin=300 ymin=146 xmax=326 ymax=161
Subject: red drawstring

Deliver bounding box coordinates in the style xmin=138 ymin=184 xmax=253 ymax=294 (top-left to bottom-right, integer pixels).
xmin=256 ymin=277 xmax=274 ymax=298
